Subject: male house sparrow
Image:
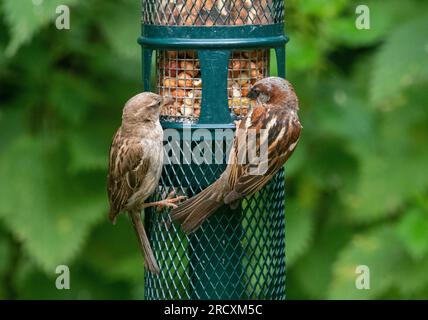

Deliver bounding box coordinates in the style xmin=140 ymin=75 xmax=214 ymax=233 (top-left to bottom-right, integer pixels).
xmin=108 ymin=92 xmax=184 ymax=274
xmin=170 ymin=77 xmax=302 ymax=234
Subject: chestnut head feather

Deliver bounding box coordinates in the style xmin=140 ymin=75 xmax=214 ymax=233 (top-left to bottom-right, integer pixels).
xmin=122 ymin=92 xmax=172 ymax=124
xmin=247 ymin=77 xmax=299 ymax=111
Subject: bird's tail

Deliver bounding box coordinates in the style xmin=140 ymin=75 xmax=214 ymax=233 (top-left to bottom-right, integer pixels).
xmin=129 ymin=210 xmax=160 ymax=274
xmin=170 ymin=182 xmax=224 ymax=234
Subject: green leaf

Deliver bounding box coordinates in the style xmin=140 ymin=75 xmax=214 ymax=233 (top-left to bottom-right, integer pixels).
xmin=0 ymin=136 xmax=106 ymax=272
xmin=330 ymin=224 xmax=428 ymax=299
xmin=18 ymin=263 xmax=133 ymax=299
xmin=286 ymin=33 xmax=322 ymax=72
xmin=66 ymin=118 xmax=113 ymax=172
xmin=285 ymin=178 xmax=317 ymax=267
xmin=396 ymin=208 xmax=428 ymax=260
xmin=48 ymin=72 xmax=95 ymax=125
xmin=97 ymin=1 xmax=140 ymax=61
xmin=82 ymin=217 xmax=145 ymax=283
xmin=371 ymin=14 xmax=428 ymax=105
xmin=329 ymin=226 xmax=403 ymax=299
xmin=325 ymin=16 xmax=384 ymax=48
xmin=286 ymin=205 xmax=314 ymax=267
xmin=296 ymin=0 xmax=347 ymax=18
xmin=344 ymin=88 xmax=428 ymax=223
xmin=2 ymin=0 xmax=79 ymax=56
xmin=388 ymin=254 xmax=428 ymax=296
xmin=292 ymin=222 xmax=352 ymax=299
xmin=325 ymin=0 xmax=427 ymax=48
xmin=0 ymin=228 xmax=11 ymax=276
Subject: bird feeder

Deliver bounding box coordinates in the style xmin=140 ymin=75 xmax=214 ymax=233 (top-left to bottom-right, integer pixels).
xmin=139 ymin=0 xmax=287 ymax=299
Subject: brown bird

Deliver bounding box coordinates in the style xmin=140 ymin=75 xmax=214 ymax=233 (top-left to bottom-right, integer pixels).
xmin=170 ymin=77 xmax=302 ymax=234
xmin=108 ymin=92 xmax=185 ymax=274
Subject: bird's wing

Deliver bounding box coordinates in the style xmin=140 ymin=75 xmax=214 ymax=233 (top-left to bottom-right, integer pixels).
xmin=225 ymin=105 xmax=301 ymax=204
xmin=107 ymin=130 xmax=150 ymax=222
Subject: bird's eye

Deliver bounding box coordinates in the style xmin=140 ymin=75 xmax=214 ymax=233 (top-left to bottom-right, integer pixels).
xmin=247 ymin=87 xmax=260 ymax=99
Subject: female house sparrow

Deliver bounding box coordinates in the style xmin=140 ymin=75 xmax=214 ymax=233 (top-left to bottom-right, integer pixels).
xmin=108 ymin=92 xmax=184 ymax=274
xmin=170 ymin=77 xmax=302 ymax=234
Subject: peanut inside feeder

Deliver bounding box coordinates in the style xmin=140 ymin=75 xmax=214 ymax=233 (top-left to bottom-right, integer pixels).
xmin=149 ymin=0 xmax=275 ymax=26
xmin=157 ymin=49 xmax=269 ymax=122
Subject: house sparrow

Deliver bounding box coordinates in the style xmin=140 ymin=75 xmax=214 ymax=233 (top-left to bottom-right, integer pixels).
xmin=170 ymin=77 xmax=302 ymax=234
xmin=107 ymin=92 xmax=185 ymax=274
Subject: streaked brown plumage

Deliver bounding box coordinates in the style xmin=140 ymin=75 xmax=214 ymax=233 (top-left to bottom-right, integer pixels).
xmin=107 ymin=92 xmax=179 ymax=274
xmin=170 ymin=77 xmax=302 ymax=234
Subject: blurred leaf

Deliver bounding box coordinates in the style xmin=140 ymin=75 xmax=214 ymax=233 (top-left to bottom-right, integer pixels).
xmin=346 ymin=152 xmax=428 ymax=223
xmin=345 ymin=88 xmax=428 ymax=223
xmin=388 ymin=254 xmax=428 ymax=296
xmin=48 ymin=72 xmax=95 ymax=125
xmin=371 ymin=14 xmax=428 ymax=105
xmin=287 ymin=34 xmax=322 ymax=72
xmin=285 ymin=178 xmax=317 ymax=267
xmin=0 ymin=107 xmax=27 ymax=150
xmin=294 ymin=0 xmax=347 ymax=18
xmin=2 ymin=0 xmax=79 ymax=56
xmin=286 ymin=206 xmax=314 ymax=267
xmin=97 ymin=0 xmax=140 ymax=61
xmin=0 ymin=227 xmax=11 ymax=276
xmin=293 ymin=221 xmax=352 ymax=299
xmin=0 ymin=136 xmax=106 ymax=271
xmin=330 ymin=224 xmax=428 ymax=299
xmin=396 ymin=208 xmax=428 ymax=260
xmin=66 ymin=119 xmax=113 ymax=172
xmin=82 ymin=216 xmax=145 ymax=283
xmin=18 ymin=263 xmax=133 ymax=299
xmin=325 ymin=0 xmax=427 ymax=48
xmin=329 ymin=226 xmax=402 ymax=299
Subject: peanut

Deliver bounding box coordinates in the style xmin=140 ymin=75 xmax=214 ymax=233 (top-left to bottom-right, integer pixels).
xmin=241 ymin=84 xmax=250 ymax=97
xmin=177 ymin=72 xmax=193 ymax=87
xmin=193 ymin=78 xmax=202 ymax=88
xmin=194 ymin=108 xmax=201 ymax=117
xmin=193 ymin=103 xmax=201 ymax=117
xmin=166 ymin=51 xmax=178 ymax=59
xmin=248 ymin=62 xmax=258 ymax=78
xmin=163 ymin=77 xmax=177 ymax=88
xmin=238 ymin=72 xmax=250 ymax=85
xmin=170 ymin=89 xmax=186 ymax=101
xmin=179 ymin=60 xmax=198 ymax=77
xmin=163 ymin=60 xmax=179 ymax=77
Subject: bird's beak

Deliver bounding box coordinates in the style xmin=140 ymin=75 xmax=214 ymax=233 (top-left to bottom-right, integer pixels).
xmin=162 ymin=96 xmax=174 ymax=106
xmin=247 ymin=89 xmax=258 ymax=100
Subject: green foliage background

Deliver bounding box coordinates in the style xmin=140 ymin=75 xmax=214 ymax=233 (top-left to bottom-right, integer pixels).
xmin=0 ymin=0 xmax=428 ymax=299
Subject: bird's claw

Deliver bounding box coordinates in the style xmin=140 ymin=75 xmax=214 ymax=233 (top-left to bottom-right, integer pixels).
xmin=155 ymin=193 xmax=187 ymax=212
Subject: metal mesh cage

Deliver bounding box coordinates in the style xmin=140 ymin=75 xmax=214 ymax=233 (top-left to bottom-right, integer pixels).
xmin=145 ymin=135 xmax=285 ymax=299
xmin=142 ymin=0 xmax=285 ymax=26
xmin=157 ymin=49 xmax=268 ymax=123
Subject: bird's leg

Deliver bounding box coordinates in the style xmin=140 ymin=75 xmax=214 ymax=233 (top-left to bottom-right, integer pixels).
xmin=142 ymin=191 xmax=187 ymax=211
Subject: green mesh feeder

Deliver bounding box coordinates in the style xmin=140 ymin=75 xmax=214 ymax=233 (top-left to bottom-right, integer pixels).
xmin=139 ymin=0 xmax=288 ymax=300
